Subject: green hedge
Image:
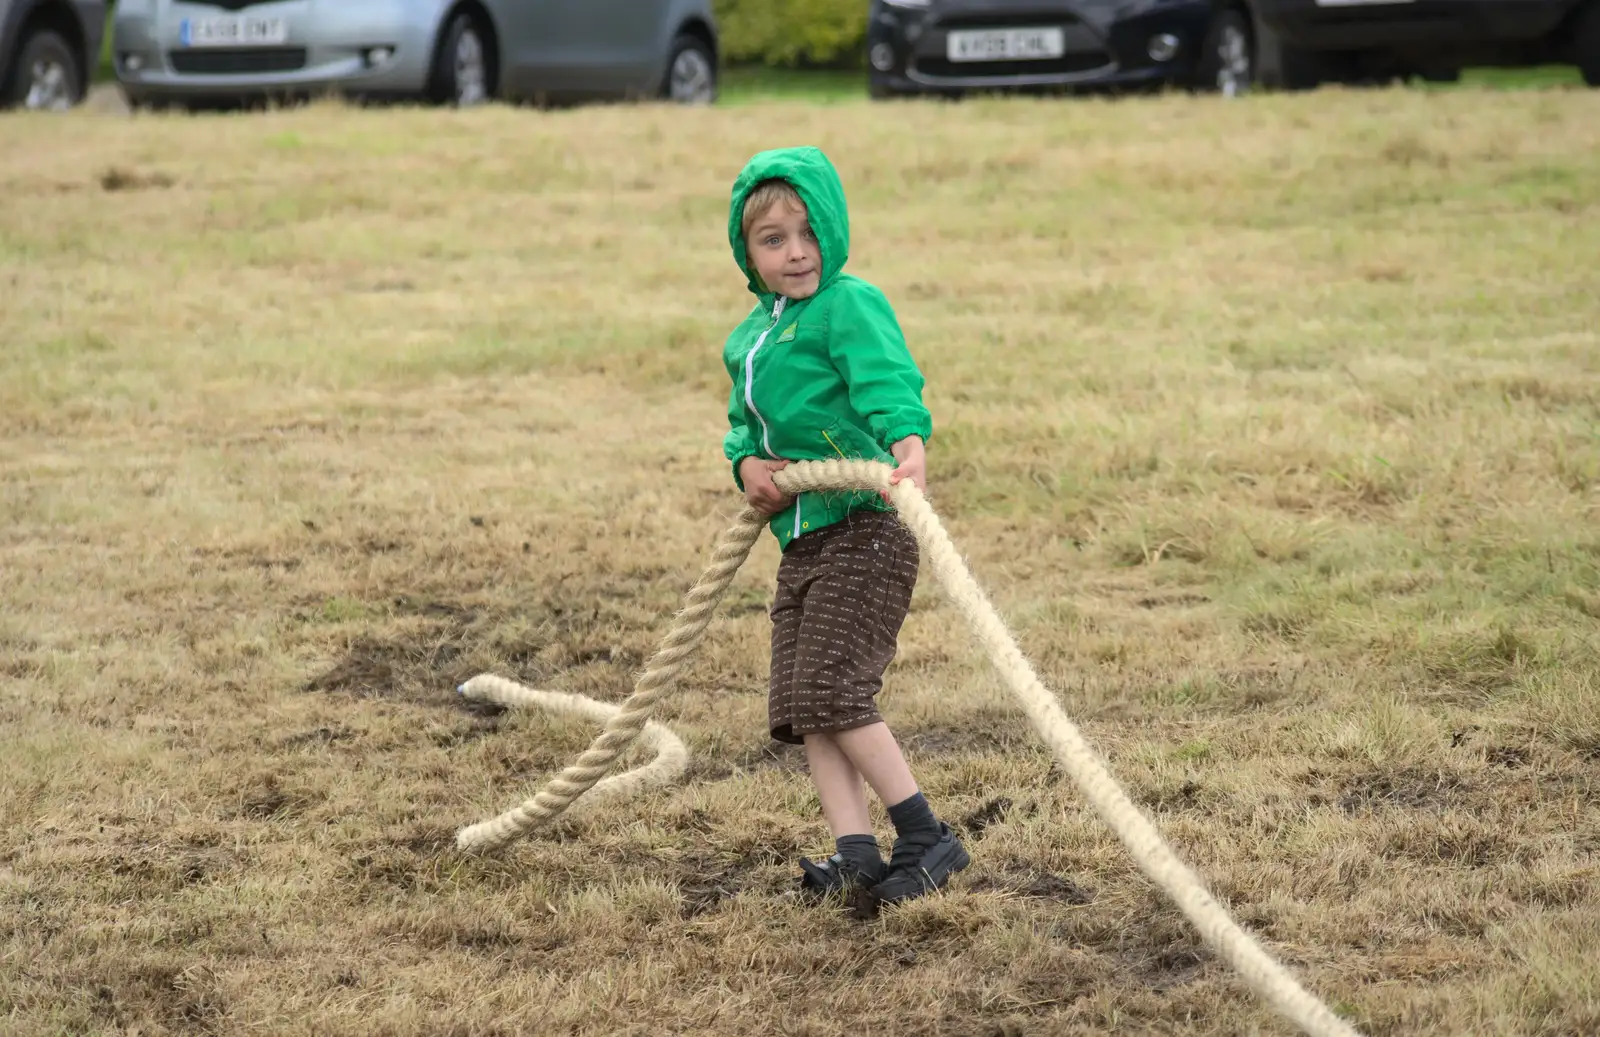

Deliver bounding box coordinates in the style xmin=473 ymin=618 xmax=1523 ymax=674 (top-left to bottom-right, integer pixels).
xmin=712 ymin=0 xmax=868 ymax=68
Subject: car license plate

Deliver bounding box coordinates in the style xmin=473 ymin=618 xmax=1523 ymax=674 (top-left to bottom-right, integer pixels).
xmin=946 ymin=27 xmax=1064 ymax=63
xmin=179 ymin=16 xmax=288 ymax=48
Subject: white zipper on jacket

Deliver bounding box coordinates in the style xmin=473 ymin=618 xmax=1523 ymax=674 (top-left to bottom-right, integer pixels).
xmin=743 ymin=296 xmax=788 ymax=459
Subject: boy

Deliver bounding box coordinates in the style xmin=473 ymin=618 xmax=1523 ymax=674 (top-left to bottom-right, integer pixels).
xmin=720 ymin=145 xmax=969 ymax=904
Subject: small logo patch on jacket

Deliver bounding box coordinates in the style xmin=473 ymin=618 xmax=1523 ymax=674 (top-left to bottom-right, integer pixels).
xmin=777 ymin=322 xmax=798 ymax=343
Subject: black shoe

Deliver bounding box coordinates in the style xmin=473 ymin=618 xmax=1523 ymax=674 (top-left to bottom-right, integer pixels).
xmin=798 ymin=852 xmax=887 ymax=896
xmin=871 ymin=823 xmax=970 ymax=904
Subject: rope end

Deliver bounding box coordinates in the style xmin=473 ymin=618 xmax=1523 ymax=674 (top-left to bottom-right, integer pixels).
xmin=455 ymin=816 xmax=513 ymax=853
xmin=457 ymin=674 xmax=496 ymax=701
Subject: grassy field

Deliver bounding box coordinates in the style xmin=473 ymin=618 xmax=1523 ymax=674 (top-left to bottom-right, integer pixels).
xmin=4 ymin=83 xmax=1600 ymax=1037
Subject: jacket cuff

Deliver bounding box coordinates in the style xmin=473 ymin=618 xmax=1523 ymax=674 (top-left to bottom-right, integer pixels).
xmin=881 ymin=419 xmax=932 ymax=450
xmin=730 ymin=450 xmax=759 ymax=492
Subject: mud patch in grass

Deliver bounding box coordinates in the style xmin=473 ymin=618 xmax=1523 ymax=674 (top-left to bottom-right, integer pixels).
xmin=234 ymin=774 xmax=323 ymax=820
xmin=1336 ymin=767 xmax=1476 ymax=813
xmin=968 ymin=868 xmax=1094 ymax=905
xmin=98 ymin=166 xmax=176 ymax=192
xmin=1485 ymin=744 xmax=1532 ymax=769
xmin=303 ymin=624 xmax=477 ymax=703
xmin=107 ymin=846 xmax=237 ymax=892
xmin=902 ymin=718 xmax=1028 ymax=756
xmin=78 ymin=958 xmax=227 ymax=1034
xmin=685 ymin=739 xmax=808 ymax=781
xmin=277 ymin=725 xmax=355 ymax=749
xmin=956 ymin=796 xmax=1013 ymax=840
xmin=301 ymin=594 xmax=651 ymax=728
xmin=429 ymin=712 xmax=504 ymax=748
xmin=1131 ymin=946 xmax=1210 ymax=992
xmin=677 ymin=851 xmax=768 ymax=918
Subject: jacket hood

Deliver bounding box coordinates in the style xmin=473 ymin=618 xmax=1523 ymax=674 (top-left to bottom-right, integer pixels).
xmin=728 ymin=146 xmax=850 ymax=303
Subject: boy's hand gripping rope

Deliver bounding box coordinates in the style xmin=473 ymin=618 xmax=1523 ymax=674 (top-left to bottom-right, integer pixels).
xmin=452 ymin=459 xmax=1362 ymax=1037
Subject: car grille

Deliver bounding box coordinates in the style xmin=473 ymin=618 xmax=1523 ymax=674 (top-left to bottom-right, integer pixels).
xmin=915 ymin=52 xmax=1110 ymax=79
xmin=169 ymin=48 xmax=308 ymax=74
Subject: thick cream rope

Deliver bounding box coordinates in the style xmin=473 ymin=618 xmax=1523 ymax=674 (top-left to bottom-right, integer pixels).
xmin=452 ymin=458 xmax=1362 ymax=1037
xmin=454 ymin=680 xmax=688 ymax=827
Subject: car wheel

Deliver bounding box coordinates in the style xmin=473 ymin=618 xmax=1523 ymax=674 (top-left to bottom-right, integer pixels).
xmin=1194 ymin=10 xmax=1253 ymax=97
xmin=662 ymin=34 xmax=716 ymax=104
xmin=430 ymin=12 xmax=492 ymax=106
xmin=1 ymin=29 xmax=82 ymax=111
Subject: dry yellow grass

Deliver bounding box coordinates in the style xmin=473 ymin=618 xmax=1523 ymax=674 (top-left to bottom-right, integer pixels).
xmin=2 ymin=84 xmax=1599 ymax=1037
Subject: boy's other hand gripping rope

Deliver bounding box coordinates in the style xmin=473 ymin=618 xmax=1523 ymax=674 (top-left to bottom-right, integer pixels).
xmin=452 ymin=459 xmax=1362 ymax=1037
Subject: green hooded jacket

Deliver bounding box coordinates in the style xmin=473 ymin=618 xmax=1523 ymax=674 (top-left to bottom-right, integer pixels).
xmin=721 ymin=146 xmax=933 ymax=551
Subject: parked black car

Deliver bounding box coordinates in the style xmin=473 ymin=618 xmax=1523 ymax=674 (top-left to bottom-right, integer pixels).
xmin=1250 ymin=0 xmax=1600 ymax=89
xmin=0 ymin=0 xmax=104 ymax=110
xmin=867 ymin=0 xmax=1600 ymax=99
xmin=867 ymin=0 xmax=1260 ymax=98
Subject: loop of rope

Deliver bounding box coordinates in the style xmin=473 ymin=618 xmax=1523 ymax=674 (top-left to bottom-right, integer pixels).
xmin=453 ymin=677 xmax=689 ymax=837
xmin=450 ymin=458 xmax=1362 ymax=1037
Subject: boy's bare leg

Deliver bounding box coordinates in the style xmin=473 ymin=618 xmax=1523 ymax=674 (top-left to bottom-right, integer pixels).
xmin=834 ymin=721 xmax=951 ymax=881
xmin=801 ymin=733 xmax=884 ymax=885
xmin=831 ymin=721 xmax=919 ymax=805
xmin=803 ymin=733 xmax=872 ymax=837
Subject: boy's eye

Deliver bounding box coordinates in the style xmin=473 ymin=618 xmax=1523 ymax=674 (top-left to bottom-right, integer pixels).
xmin=765 ymin=235 xmax=781 ymax=247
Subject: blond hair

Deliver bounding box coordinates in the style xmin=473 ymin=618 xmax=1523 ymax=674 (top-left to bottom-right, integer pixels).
xmin=741 ymin=179 xmax=804 ymax=238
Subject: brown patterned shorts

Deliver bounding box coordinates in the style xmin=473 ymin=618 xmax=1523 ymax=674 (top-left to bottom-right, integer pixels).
xmin=767 ymin=509 xmax=920 ymax=745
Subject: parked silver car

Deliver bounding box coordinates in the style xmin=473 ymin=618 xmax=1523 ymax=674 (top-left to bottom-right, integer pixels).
xmin=0 ymin=0 xmax=105 ymax=110
xmin=111 ymin=0 xmax=719 ymax=110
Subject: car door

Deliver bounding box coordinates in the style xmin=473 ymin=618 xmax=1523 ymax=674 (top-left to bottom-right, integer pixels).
xmin=1462 ymin=0 xmax=1577 ymax=41
xmin=487 ymin=0 xmax=578 ymax=97
xmin=561 ymin=0 xmax=666 ymax=96
xmin=1300 ymin=0 xmax=1473 ymax=46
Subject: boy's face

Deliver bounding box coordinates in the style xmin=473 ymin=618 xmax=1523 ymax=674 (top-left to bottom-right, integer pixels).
xmin=745 ymin=197 xmax=822 ymax=300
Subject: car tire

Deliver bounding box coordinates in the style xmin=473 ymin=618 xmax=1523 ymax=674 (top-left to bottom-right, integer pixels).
xmin=429 ymin=11 xmax=493 ymax=106
xmin=662 ymin=34 xmax=716 ymax=104
xmin=1 ymin=29 xmax=82 ymax=111
xmin=1195 ymin=10 xmax=1254 ymax=97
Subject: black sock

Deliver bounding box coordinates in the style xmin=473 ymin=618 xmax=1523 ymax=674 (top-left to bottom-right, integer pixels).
xmin=835 ymin=834 xmax=881 ymax=870
xmin=886 ymin=791 xmax=941 ymax=850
